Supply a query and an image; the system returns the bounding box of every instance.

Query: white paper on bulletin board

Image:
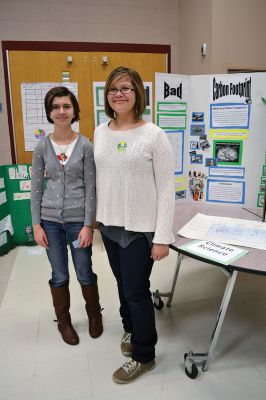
[0,214,14,236]
[21,82,79,151]
[0,231,7,247]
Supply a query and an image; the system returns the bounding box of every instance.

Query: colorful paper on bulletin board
[0,166,12,225]
[210,129,248,140]
[175,177,186,200]
[175,177,186,191]
[157,102,187,113]
[4,164,34,245]
[62,71,70,81]
[0,166,15,254]
[156,113,186,130]
[257,192,264,208]
[0,230,14,255]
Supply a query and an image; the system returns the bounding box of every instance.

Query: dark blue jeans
[41,220,96,287]
[101,233,157,363]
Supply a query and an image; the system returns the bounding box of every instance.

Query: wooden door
[8,50,167,163]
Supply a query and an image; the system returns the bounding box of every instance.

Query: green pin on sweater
[117,141,127,152]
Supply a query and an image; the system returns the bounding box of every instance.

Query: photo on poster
[190,124,205,136]
[199,139,210,150]
[189,170,207,179]
[192,112,204,122]
[205,158,218,167]
[261,176,266,184]
[175,190,186,200]
[190,141,200,150]
[189,172,206,201]
[213,140,243,166]
[190,154,203,164]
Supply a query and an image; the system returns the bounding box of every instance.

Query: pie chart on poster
[34,129,46,139]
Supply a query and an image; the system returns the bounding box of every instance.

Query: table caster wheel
[153,294,164,310]
[185,363,198,379]
[184,352,198,379]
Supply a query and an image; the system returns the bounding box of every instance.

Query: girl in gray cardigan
[31,86,103,345]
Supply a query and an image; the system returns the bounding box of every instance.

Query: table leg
[153,252,182,309]
[184,269,238,378]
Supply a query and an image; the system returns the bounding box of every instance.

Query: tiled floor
[1,230,266,399]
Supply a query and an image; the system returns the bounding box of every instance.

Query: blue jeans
[101,233,157,363]
[41,220,96,287]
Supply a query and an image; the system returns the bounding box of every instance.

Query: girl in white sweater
[94,67,175,383]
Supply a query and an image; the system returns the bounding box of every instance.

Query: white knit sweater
[94,122,175,244]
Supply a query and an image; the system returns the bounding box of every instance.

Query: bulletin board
[6,47,168,164]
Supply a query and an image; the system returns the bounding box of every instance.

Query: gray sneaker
[113,358,155,384]
[121,332,133,356]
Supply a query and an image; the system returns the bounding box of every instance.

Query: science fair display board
[155,72,266,209]
[0,164,33,256]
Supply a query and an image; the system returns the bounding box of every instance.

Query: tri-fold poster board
[0,164,33,255]
[155,72,266,210]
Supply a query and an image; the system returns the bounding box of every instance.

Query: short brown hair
[104,66,146,119]
[44,86,80,124]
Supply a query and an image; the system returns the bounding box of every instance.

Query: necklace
[50,132,75,162]
[57,143,70,162]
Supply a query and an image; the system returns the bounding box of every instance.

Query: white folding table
[153,203,266,378]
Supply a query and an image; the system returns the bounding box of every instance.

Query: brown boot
[49,281,79,345]
[81,279,103,338]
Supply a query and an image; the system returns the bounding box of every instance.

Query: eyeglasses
[107,87,135,95]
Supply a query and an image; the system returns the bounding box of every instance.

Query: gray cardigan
[31,134,96,226]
